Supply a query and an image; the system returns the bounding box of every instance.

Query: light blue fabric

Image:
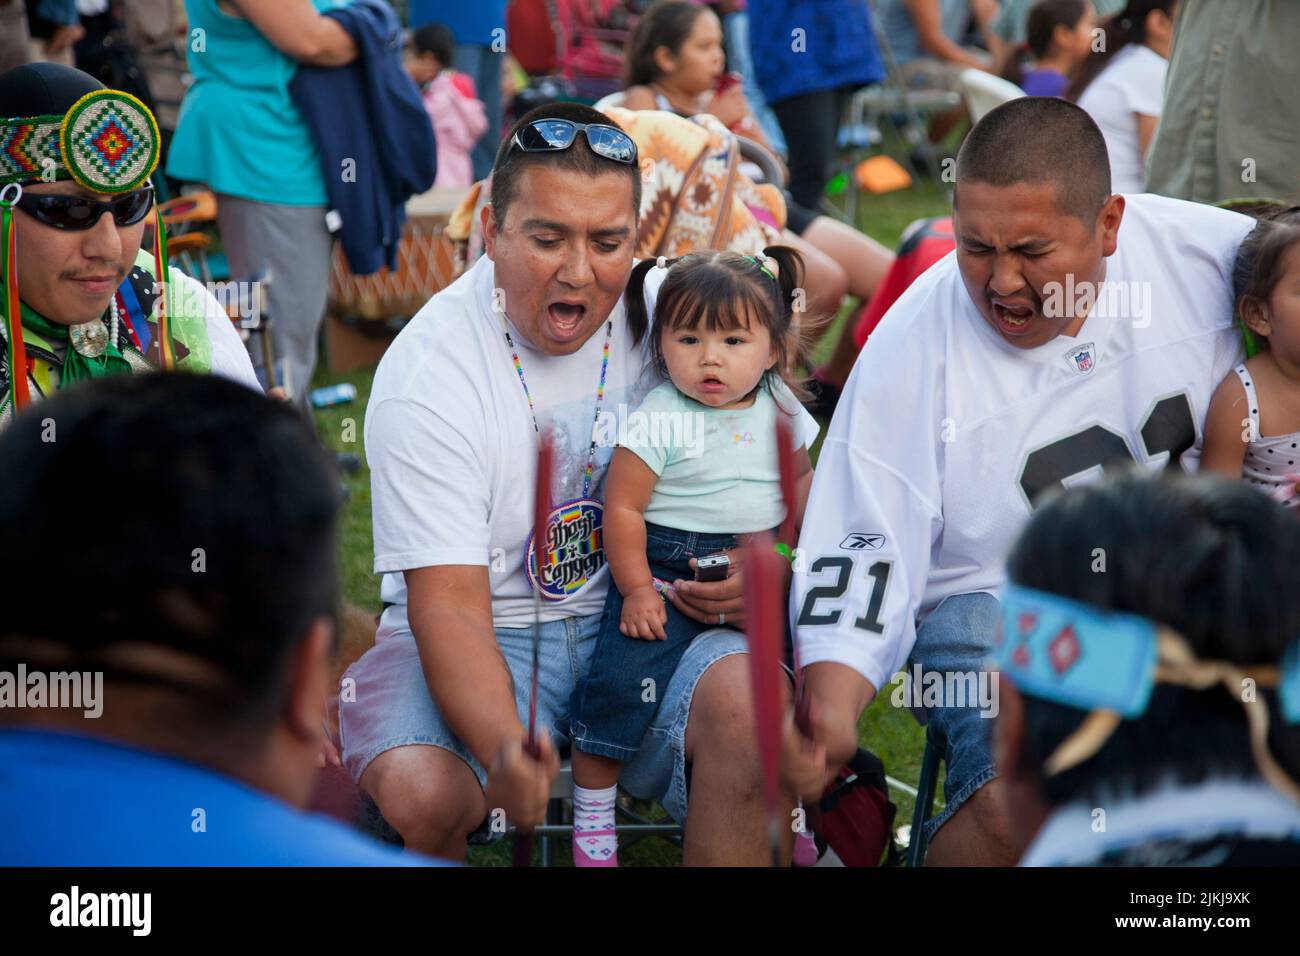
[874,0,971,67]
[167,0,346,205]
[0,729,439,865]
[994,583,1160,718]
[627,380,796,535]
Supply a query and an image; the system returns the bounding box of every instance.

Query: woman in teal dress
[168,0,355,408]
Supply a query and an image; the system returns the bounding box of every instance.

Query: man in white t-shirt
[339,102,816,863]
[792,97,1252,865]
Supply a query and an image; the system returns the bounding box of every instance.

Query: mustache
[60,265,127,282]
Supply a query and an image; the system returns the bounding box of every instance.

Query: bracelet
[773,542,795,564]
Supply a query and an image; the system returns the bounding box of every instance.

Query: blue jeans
[907,592,1001,843]
[339,603,750,826]
[568,523,737,761]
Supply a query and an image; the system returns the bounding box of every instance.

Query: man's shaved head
[956,97,1112,223]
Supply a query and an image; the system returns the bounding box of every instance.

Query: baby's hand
[621,585,669,640]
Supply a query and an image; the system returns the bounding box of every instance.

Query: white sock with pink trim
[573,784,618,864]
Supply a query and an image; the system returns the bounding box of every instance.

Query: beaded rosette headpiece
[1,72,171,415]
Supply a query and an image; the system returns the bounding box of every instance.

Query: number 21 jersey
[793,194,1254,692]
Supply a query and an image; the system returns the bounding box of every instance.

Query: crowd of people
[1,0,1299,870]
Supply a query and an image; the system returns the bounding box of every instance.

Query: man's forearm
[802,661,876,766]
[411,603,524,768]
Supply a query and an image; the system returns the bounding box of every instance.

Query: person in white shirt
[1070,0,1178,193]
[792,96,1252,865]
[340,101,819,864]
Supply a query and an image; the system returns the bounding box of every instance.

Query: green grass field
[311,180,952,865]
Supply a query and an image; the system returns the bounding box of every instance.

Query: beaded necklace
[500,313,613,499]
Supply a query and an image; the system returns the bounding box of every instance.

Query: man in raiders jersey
[790,98,1254,864]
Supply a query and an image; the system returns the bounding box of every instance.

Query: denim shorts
[569,523,737,761]
[338,603,748,825]
[906,591,1000,843]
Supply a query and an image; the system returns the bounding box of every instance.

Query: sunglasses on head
[15,184,155,231]
[509,119,638,166]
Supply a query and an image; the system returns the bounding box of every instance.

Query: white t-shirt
[367,255,819,630]
[792,194,1252,692]
[630,380,805,534]
[173,269,261,391]
[1077,43,1168,194]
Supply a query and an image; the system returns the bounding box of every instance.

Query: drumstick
[743,534,787,867]
[776,416,823,845]
[513,433,553,867]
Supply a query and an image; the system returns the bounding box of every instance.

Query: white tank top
[1234,364,1300,508]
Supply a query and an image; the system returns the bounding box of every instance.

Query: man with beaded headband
[0,63,256,422]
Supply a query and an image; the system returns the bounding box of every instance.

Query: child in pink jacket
[407,23,488,189]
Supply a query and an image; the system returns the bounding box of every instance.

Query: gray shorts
[338,606,748,824]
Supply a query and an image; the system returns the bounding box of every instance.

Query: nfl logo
[1065,343,1095,374]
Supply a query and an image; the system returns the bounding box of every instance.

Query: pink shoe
[572,828,619,867]
[793,831,819,867]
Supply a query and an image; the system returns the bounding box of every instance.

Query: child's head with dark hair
[1001,471,1300,816]
[1231,207,1300,359]
[411,22,455,69]
[407,23,455,86]
[624,246,811,409]
[1001,0,1095,88]
[623,0,724,94]
[1065,0,1179,101]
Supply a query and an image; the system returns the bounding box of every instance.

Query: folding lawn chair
[831,1,963,224]
[526,750,684,867]
[959,69,1025,124]
[906,723,946,866]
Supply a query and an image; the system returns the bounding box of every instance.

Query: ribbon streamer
[151,205,174,371]
[1,187,30,412]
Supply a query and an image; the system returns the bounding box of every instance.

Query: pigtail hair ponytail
[760,244,815,408]
[625,257,661,347]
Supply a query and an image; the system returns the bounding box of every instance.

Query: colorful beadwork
[502,318,613,500]
[59,90,160,194]
[0,116,62,186]
[2,90,160,191]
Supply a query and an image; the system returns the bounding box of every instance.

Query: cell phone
[714,71,742,95]
[695,553,731,582]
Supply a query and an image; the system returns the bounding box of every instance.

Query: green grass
[312,179,952,865]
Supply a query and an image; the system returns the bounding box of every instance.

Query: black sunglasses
[510,119,638,166]
[15,184,155,231]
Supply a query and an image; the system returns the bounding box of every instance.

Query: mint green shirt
[167,0,345,205]
[624,381,803,534]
